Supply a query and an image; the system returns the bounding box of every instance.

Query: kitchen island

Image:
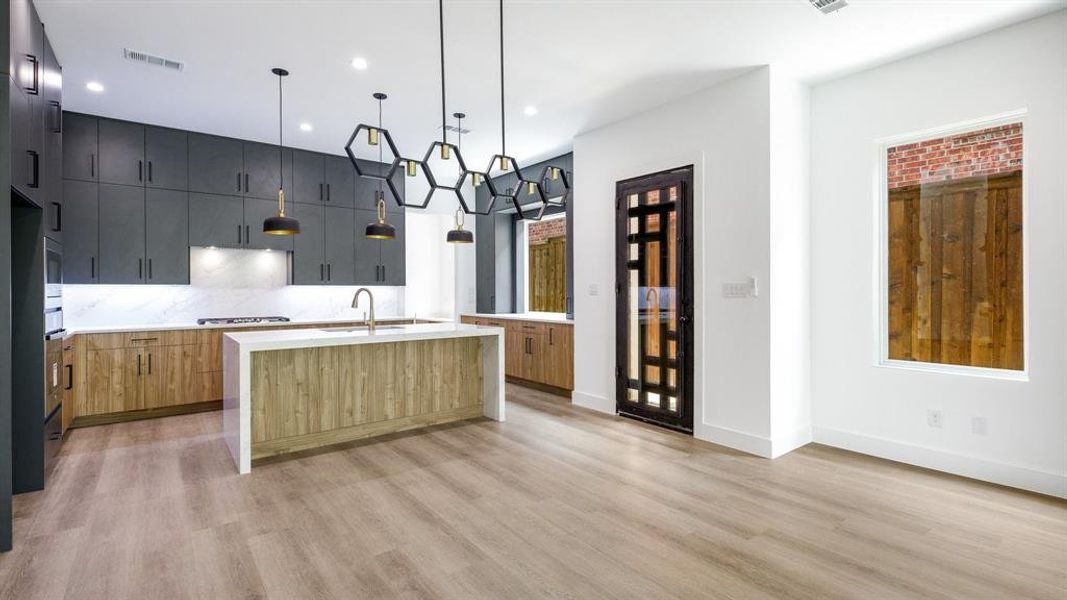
[223,322,505,473]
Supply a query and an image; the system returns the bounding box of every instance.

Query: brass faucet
[352,288,376,332]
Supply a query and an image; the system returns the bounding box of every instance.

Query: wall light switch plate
[722,282,749,298]
[588,283,599,296]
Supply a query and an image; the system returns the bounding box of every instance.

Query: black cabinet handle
[50,202,61,232]
[491,295,495,311]
[147,353,152,375]
[91,154,96,178]
[91,256,95,279]
[381,265,386,282]
[148,161,153,182]
[237,172,242,192]
[245,173,249,192]
[137,354,142,376]
[327,263,331,281]
[148,259,153,280]
[23,54,39,95]
[50,101,62,133]
[65,364,73,390]
[549,328,554,345]
[326,183,331,202]
[237,225,242,244]
[27,151,39,188]
[245,225,250,244]
[319,183,324,201]
[138,160,143,182]
[138,258,143,279]
[320,264,324,281]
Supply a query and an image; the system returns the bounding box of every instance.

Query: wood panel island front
[223,323,505,473]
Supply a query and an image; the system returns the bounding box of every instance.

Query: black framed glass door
[615,167,694,432]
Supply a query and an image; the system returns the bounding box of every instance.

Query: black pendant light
[365,93,396,240]
[447,112,474,244]
[263,67,300,236]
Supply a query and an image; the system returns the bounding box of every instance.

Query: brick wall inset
[887,123,1022,190]
[529,218,566,245]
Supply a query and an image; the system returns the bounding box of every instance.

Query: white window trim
[522,212,568,316]
[872,109,1030,381]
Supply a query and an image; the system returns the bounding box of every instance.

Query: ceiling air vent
[809,0,847,14]
[440,124,471,135]
[123,48,184,72]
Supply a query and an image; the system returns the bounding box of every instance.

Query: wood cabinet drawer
[124,331,183,347]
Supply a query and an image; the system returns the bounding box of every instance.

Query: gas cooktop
[196,316,291,326]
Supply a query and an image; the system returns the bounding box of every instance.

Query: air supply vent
[439,124,471,135]
[809,0,847,14]
[123,48,184,72]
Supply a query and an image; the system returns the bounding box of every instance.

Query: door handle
[245,225,250,244]
[326,183,331,202]
[147,353,152,375]
[138,258,143,279]
[549,328,554,345]
[148,258,153,280]
[148,161,153,182]
[65,364,73,390]
[327,263,331,281]
[138,160,143,182]
[319,183,324,201]
[238,225,242,245]
[50,101,62,133]
[23,54,39,94]
[91,256,95,280]
[51,202,61,232]
[91,154,96,178]
[237,172,242,192]
[320,263,324,281]
[137,354,142,375]
[245,173,249,193]
[27,151,39,188]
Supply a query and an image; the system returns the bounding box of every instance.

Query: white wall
[65,247,404,327]
[810,11,1067,497]
[574,67,812,456]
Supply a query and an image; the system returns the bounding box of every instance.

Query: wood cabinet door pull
[137,354,142,375]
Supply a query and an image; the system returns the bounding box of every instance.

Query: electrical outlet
[971,416,988,436]
[927,409,943,429]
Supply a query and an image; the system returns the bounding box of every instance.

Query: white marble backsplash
[64,247,405,328]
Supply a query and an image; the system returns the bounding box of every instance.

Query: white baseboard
[771,424,813,458]
[695,423,773,458]
[571,390,614,415]
[814,426,1067,498]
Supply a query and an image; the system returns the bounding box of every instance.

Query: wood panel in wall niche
[888,171,1023,370]
[250,337,484,448]
[529,236,567,313]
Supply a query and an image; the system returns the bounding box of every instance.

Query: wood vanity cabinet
[462,316,573,394]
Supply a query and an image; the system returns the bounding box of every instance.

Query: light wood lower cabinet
[462,316,573,393]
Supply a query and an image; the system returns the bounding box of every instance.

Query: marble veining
[65,247,405,328]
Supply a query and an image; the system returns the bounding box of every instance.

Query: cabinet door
[353,160,389,210]
[10,85,34,200]
[387,167,406,213]
[475,185,496,312]
[242,198,294,251]
[324,155,356,207]
[123,348,146,411]
[188,193,244,248]
[292,202,325,285]
[145,126,188,190]
[292,150,324,204]
[41,35,63,242]
[63,180,99,283]
[98,184,146,284]
[379,211,405,285]
[243,142,290,200]
[188,133,243,195]
[494,215,514,312]
[522,334,546,383]
[62,112,98,181]
[504,330,524,378]
[324,206,356,285]
[84,348,126,416]
[98,119,145,186]
[145,189,189,284]
[353,208,381,284]
[544,325,574,389]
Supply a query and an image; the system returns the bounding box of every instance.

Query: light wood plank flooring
[2,384,1065,599]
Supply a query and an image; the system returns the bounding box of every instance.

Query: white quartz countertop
[66,316,438,336]
[462,312,573,324]
[224,322,504,352]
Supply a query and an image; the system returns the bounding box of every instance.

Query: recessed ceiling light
[86,81,105,93]
[524,105,538,116]
[299,123,313,132]
[351,57,368,70]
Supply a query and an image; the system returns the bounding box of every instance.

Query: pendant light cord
[499,0,505,157]
[378,96,384,197]
[278,73,284,188]
[439,0,447,147]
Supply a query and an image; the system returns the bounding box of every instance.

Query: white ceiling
[35,0,1065,170]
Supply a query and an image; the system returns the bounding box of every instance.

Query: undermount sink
[319,325,407,333]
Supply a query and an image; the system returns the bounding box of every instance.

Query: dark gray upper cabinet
[353,208,381,285]
[354,164,402,213]
[145,189,189,284]
[62,180,99,283]
[41,34,63,243]
[379,212,406,285]
[62,113,97,182]
[475,182,514,313]
[98,119,144,186]
[292,150,324,204]
[243,142,291,200]
[98,184,146,284]
[324,155,355,208]
[324,206,356,285]
[292,202,325,285]
[243,198,294,251]
[188,133,243,195]
[145,126,188,190]
[189,193,244,248]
